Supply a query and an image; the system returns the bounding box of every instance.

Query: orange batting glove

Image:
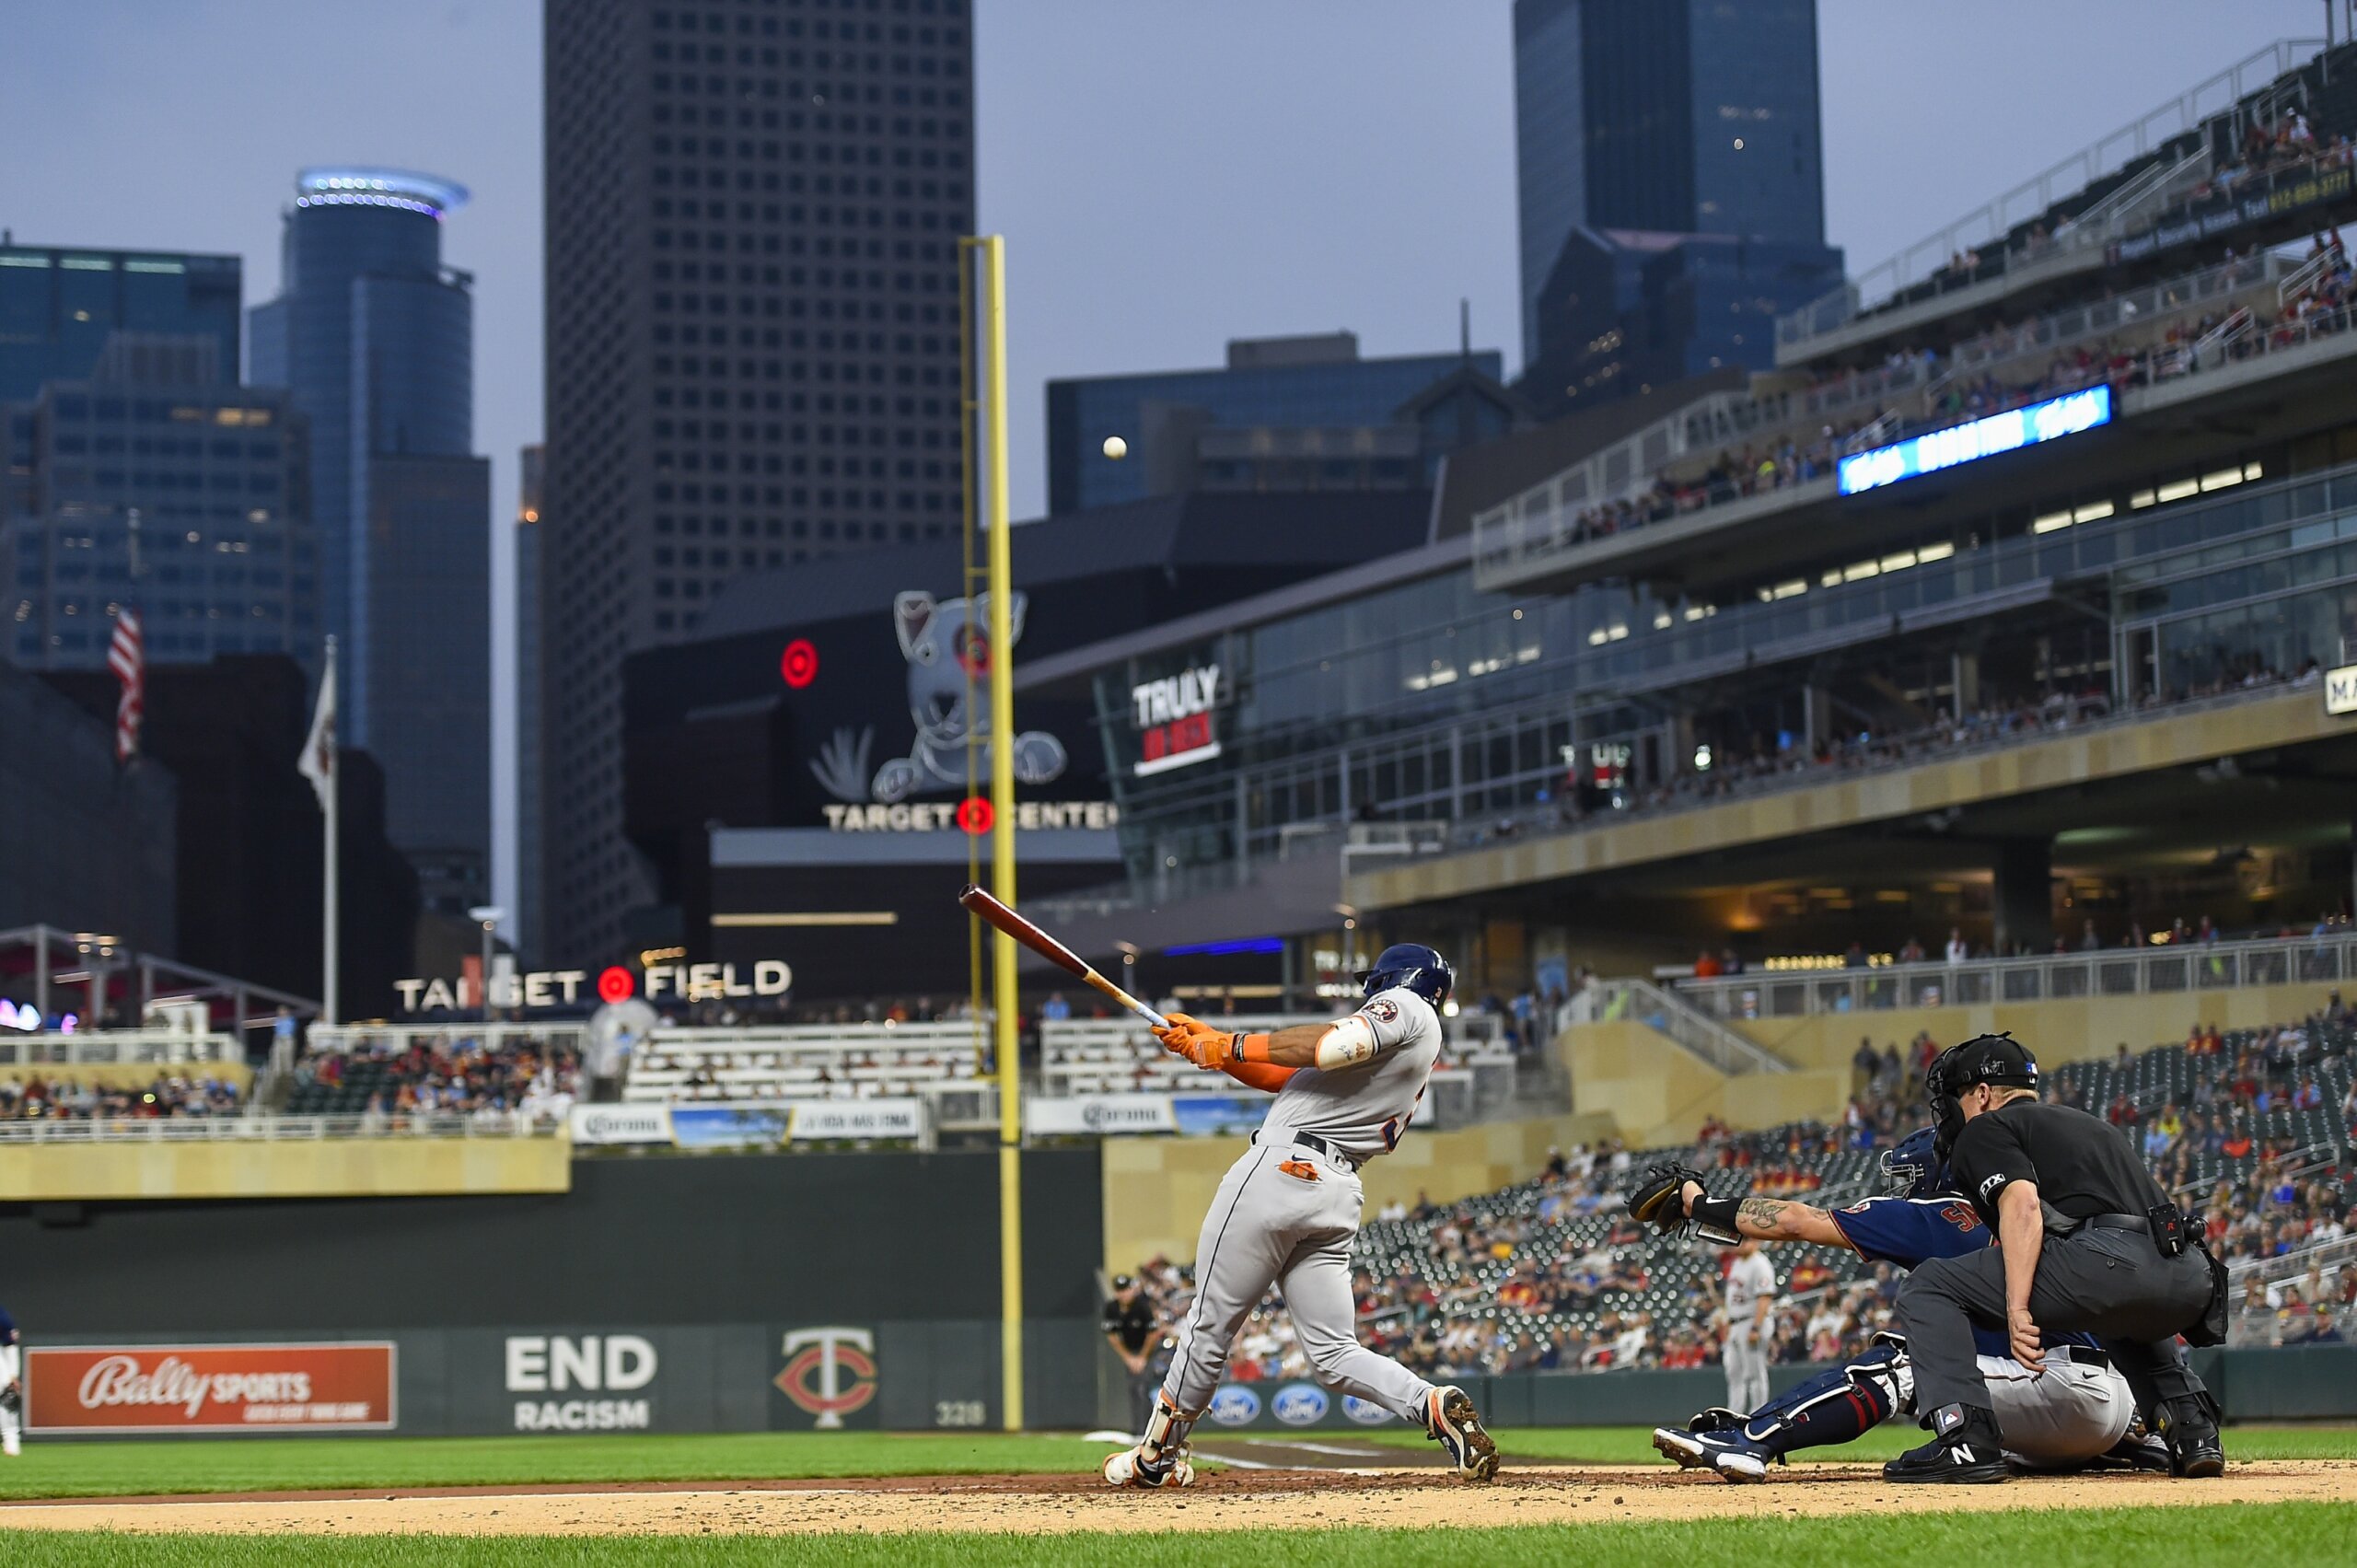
[1151,1011,1203,1054]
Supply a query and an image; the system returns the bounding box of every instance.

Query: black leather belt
[2078,1212,2152,1234]
[1254,1129,1360,1172]
[2049,1344,2112,1371]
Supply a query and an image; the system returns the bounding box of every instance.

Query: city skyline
[4,0,2340,961]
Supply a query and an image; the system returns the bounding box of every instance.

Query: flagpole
[321,635,340,1028]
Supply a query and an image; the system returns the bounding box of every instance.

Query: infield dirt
[0,1461,2348,1537]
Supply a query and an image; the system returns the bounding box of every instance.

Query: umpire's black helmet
[1355,944,1454,1007]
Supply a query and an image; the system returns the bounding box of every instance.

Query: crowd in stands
[0,1074,242,1121]
[1113,1008,2354,1381]
[1457,662,2330,856]
[286,1031,580,1123]
[1535,213,2353,563]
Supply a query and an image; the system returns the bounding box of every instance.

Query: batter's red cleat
[1426,1385,1500,1481]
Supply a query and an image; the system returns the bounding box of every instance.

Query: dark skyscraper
[0,242,242,404]
[542,0,976,962]
[250,168,490,914]
[1514,0,1835,396]
[515,444,546,966]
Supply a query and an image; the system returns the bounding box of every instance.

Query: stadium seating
[620,1020,985,1104]
[1039,1013,1518,1098]
[1120,1011,2353,1381]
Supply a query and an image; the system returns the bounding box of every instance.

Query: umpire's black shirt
[1101,1295,1156,1356]
[1950,1098,2166,1227]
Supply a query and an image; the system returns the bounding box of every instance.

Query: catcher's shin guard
[1711,1340,1908,1461]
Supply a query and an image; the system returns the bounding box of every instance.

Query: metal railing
[0,1030,243,1068]
[2225,1232,2357,1346]
[1590,977,1790,1075]
[0,1110,563,1143]
[1677,932,2357,1023]
[1778,39,2324,345]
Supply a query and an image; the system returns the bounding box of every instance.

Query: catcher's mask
[1880,1125,1953,1202]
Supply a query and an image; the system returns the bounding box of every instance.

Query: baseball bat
[957,884,1171,1030]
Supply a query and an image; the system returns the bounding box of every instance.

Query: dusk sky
[2,0,2337,919]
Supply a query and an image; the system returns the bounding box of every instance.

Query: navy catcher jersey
[1829,1194,2097,1359]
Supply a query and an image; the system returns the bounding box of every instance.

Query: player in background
[1634,1129,2159,1481]
[0,1307,19,1457]
[1100,945,1499,1490]
[1720,1237,1775,1415]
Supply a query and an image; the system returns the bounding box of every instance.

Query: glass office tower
[250,168,489,910]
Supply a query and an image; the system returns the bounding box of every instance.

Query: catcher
[1627,1128,2163,1481]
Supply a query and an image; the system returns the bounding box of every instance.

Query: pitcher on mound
[1101,944,1499,1489]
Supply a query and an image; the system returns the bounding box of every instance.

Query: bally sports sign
[27,1342,397,1434]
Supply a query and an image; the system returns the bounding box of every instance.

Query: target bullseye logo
[596,966,634,1005]
[956,797,993,835]
[779,638,819,690]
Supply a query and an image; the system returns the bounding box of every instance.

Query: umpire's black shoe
[2159,1397,2225,1479]
[1883,1403,2010,1484]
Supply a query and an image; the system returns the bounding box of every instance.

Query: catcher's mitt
[1628,1162,1705,1235]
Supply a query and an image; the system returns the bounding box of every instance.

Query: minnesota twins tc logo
[775,1327,877,1429]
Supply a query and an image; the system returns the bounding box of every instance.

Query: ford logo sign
[1271,1383,1328,1426]
[1207,1386,1261,1426]
[1341,1395,1392,1425]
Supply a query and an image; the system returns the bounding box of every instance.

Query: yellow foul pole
[970,233,1024,1432]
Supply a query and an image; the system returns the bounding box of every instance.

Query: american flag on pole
[107,607,144,763]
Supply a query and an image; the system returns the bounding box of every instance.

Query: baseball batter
[1720,1238,1775,1414]
[1632,1129,2156,1481]
[1101,944,1498,1489]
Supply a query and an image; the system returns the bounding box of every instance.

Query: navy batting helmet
[1355,944,1453,1007]
[1880,1126,1953,1202]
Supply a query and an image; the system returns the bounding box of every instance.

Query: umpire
[1888,1033,2226,1483]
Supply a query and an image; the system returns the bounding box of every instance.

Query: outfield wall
[20,1327,2347,1438]
[0,1133,570,1202]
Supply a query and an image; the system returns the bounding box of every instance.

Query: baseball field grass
[0,1423,2351,1499]
[3,1503,2354,1566]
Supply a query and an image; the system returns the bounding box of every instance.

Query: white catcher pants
[1980,1351,2136,1467]
[1159,1140,1434,1423]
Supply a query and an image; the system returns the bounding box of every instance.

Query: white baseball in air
[1103,436,1128,460]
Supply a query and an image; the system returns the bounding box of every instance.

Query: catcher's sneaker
[1102,1443,1194,1489]
[1883,1403,2009,1484]
[1652,1423,1771,1481]
[1425,1385,1500,1481]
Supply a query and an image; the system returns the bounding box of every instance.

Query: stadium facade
[1024,38,2357,1004]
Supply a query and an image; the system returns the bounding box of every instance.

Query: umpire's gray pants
[1896,1228,2212,1426]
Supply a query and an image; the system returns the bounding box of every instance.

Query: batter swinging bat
[957,884,1171,1031]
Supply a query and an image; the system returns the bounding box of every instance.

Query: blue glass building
[3,336,314,672]
[250,168,489,907]
[0,243,241,405]
[1514,0,1839,410]
[1046,333,1512,517]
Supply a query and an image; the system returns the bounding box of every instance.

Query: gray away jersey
[1259,986,1442,1163]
